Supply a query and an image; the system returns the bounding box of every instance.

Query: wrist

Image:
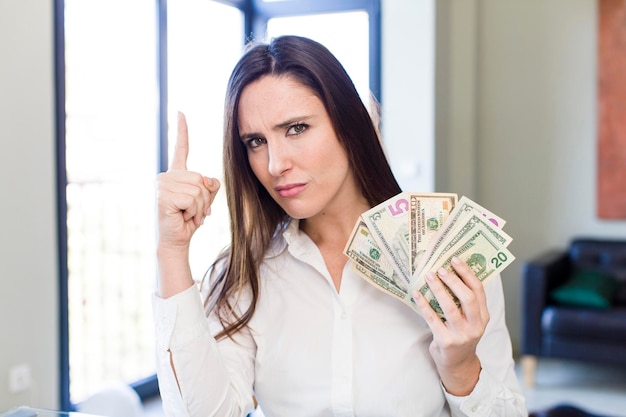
[157,239,190,257]
[439,355,482,397]
[157,244,194,299]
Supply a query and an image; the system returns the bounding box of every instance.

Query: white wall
[383,0,436,193]
[435,0,626,350]
[0,0,59,410]
[2,0,624,409]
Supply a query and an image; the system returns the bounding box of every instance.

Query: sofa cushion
[615,280,626,306]
[542,306,626,343]
[550,269,619,309]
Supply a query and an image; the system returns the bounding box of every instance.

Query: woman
[154,35,527,416]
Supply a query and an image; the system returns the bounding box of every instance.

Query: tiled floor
[517,358,626,416]
[142,358,626,416]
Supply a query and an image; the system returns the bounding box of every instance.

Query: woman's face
[238,75,361,220]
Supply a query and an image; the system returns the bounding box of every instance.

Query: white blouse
[153,220,527,417]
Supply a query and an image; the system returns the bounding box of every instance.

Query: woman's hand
[413,257,489,396]
[156,112,220,297]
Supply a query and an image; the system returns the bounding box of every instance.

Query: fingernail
[451,256,461,265]
[426,272,436,281]
[437,267,447,276]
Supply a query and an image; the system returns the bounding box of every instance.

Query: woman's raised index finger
[171,111,189,170]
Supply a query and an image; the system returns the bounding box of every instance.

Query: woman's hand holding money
[413,256,489,396]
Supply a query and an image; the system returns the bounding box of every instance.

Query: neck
[300,196,369,248]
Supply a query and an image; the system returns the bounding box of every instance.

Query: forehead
[237,75,324,126]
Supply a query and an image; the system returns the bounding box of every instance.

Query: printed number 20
[491,251,508,268]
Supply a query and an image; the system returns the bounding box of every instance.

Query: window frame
[55,0,380,410]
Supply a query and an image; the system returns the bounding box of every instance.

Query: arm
[153,285,256,417]
[413,259,527,416]
[445,274,527,417]
[155,113,256,416]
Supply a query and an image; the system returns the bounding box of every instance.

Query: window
[57,0,379,410]
[250,0,381,101]
[167,0,243,281]
[267,11,371,104]
[62,0,160,405]
[59,0,243,408]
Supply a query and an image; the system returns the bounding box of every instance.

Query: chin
[283,210,313,220]
[280,204,318,221]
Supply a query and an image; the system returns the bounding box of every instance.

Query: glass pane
[167,1,243,279]
[267,11,370,103]
[64,0,158,403]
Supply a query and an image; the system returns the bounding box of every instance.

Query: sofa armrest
[520,249,571,355]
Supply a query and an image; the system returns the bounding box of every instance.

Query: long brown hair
[205,35,402,339]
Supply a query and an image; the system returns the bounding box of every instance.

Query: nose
[267,139,293,177]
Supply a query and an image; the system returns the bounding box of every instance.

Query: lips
[275,183,307,198]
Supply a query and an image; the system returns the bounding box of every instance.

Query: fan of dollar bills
[343,192,515,318]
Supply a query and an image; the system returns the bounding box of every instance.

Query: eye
[287,123,308,136]
[245,137,266,149]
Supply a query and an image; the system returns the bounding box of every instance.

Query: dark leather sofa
[520,238,626,387]
[529,404,615,417]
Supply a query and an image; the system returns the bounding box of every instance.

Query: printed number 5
[388,198,409,216]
